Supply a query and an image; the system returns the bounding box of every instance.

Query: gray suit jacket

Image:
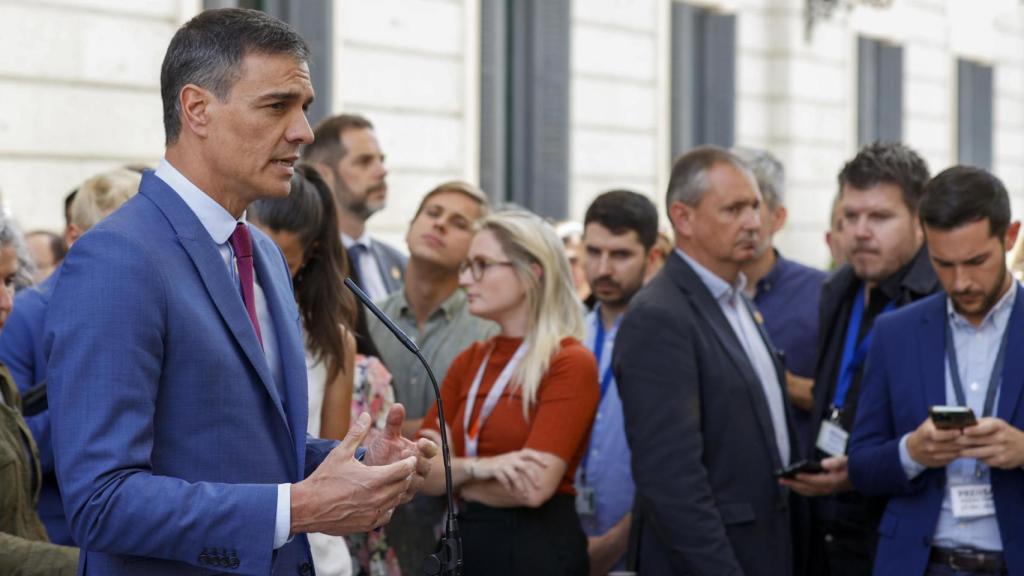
[614,252,800,576]
[366,237,407,296]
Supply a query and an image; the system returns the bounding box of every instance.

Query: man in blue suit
[44,9,433,575]
[849,165,1024,576]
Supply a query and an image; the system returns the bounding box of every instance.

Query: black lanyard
[944,317,1009,420]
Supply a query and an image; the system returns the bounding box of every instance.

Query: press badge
[950,484,995,519]
[576,486,596,516]
[815,421,849,457]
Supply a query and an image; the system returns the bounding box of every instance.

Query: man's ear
[312,162,335,191]
[668,201,695,240]
[65,224,82,247]
[770,205,788,235]
[179,84,214,139]
[1005,221,1021,253]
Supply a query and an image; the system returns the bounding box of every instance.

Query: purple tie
[229,223,263,346]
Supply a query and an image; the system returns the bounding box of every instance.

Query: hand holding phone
[774,459,825,480]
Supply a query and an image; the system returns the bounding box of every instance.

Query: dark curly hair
[837,142,930,214]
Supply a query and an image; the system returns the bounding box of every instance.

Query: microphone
[344,278,463,576]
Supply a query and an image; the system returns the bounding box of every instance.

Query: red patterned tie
[229,223,263,346]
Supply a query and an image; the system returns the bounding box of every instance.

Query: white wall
[0,0,198,233]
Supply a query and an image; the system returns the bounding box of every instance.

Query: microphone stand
[344,278,463,576]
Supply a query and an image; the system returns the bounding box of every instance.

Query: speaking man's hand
[364,404,438,503]
[290,412,416,536]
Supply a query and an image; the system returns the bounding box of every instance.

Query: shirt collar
[587,303,623,336]
[947,278,1019,331]
[396,287,468,322]
[341,231,373,250]
[154,158,242,245]
[758,249,787,292]
[675,248,747,303]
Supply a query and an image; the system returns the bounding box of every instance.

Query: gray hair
[731,146,785,209]
[161,8,310,145]
[666,145,756,214]
[0,208,35,290]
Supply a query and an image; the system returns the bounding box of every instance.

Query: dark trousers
[808,493,880,576]
[458,494,588,576]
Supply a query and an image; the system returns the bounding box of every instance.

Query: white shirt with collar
[342,232,389,301]
[154,158,292,550]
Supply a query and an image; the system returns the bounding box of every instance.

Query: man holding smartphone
[848,166,1024,576]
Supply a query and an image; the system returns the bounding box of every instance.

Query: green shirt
[368,288,498,419]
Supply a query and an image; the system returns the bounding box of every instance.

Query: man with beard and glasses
[781,142,939,576]
[303,113,406,303]
[615,147,801,576]
[849,166,1024,576]
[574,190,660,574]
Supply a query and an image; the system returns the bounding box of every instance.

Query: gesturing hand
[290,412,416,536]
[906,417,963,468]
[957,417,1024,469]
[364,404,438,503]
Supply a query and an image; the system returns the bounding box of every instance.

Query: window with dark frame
[670,2,736,160]
[957,59,994,171]
[479,0,571,218]
[857,36,903,147]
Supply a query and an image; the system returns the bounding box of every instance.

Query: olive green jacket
[0,367,78,575]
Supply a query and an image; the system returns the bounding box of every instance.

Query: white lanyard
[463,342,527,457]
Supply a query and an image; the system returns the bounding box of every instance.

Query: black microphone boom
[344,278,463,576]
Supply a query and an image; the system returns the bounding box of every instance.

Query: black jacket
[615,253,801,576]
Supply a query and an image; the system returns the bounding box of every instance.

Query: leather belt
[929,547,1007,574]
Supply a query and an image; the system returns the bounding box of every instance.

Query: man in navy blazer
[849,166,1024,576]
[44,9,433,575]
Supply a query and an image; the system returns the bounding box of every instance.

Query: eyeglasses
[459,257,515,281]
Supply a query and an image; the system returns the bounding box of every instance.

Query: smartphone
[774,459,825,479]
[930,406,978,430]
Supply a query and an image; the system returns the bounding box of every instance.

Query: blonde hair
[71,168,142,231]
[477,210,585,415]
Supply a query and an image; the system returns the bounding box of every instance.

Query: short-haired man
[783,142,939,576]
[367,181,498,570]
[303,113,406,302]
[615,146,799,575]
[0,167,141,546]
[575,189,659,574]
[734,147,826,440]
[849,166,1024,576]
[44,9,433,574]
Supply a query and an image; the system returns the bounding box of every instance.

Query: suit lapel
[920,296,948,411]
[667,255,784,470]
[252,236,306,476]
[140,176,288,430]
[997,288,1024,421]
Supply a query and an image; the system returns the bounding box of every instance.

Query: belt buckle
[948,548,990,572]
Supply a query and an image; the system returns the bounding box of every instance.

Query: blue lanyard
[591,316,616,402]
[832,287,894,413]
[580,313,618,484]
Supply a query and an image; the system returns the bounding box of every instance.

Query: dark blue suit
[0,268,69,544]
[849,291,1024,576]
[45,173,336,575]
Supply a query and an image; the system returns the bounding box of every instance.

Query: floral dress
[346,355,403,576]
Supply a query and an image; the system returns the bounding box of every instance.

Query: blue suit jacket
[0,268,70,544]
[848,290,1024,576]
[45,173,336,575]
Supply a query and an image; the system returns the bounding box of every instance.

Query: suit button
[298,561,313,575]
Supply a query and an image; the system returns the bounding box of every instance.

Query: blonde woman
[420,210,599,575]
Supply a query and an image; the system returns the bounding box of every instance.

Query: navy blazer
[45,173,336,575]
[849,290,1024,576]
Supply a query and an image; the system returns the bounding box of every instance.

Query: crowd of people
[4,7,1024,576]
